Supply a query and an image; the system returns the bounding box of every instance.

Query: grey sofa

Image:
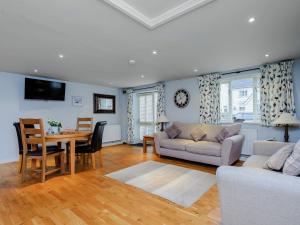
[217,141,300,225]
[153,122,244,166]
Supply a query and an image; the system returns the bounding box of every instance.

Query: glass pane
[231,78,254,122]
[220,82,230,122]
[99,98,113,110]
[139,125,154,140]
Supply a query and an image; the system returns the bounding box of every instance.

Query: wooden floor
[0,144,236,225]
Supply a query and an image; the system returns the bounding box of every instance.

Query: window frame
[219,71,261,124]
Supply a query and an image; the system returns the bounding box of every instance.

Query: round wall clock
[174,89,190,108]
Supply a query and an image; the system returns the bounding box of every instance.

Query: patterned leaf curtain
[155,83,166,131]
[260,60,295,126]
[198,73,221,124]
[126,89,135,144]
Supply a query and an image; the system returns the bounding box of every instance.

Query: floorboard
[0,144,241,225]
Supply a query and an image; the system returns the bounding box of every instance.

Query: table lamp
[157,115,169,131]
[273,113,300,142]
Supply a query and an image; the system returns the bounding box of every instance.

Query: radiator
[240,128,258,155]
[103,124,121,143]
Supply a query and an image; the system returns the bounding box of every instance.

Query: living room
[0,0,300,225]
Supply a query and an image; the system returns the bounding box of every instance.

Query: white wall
[0,72,122,163]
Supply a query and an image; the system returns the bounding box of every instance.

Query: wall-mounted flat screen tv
[25,78,66,101]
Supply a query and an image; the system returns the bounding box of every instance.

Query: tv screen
[25,78,66,101]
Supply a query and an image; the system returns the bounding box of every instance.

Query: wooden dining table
[45,131,92,176]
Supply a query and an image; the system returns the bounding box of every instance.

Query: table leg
[143,138,147,153]
[152,140,157,155]
[70,139,75,176]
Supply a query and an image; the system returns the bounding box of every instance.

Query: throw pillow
[263,144,295,171]
[191,128,206,142]
[215,128,231,143]
[165,124,181,139]
[283,140,300,176]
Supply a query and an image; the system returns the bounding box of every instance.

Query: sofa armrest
[217,166,300,225]
[253,141,293,156]
[221,134,244,165]
[153,132,168,154]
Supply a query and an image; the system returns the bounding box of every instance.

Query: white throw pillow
[263,144,294,171]
[283,140,300,176]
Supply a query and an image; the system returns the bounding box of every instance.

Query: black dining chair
[13,122,58,173]
[67,121,107,169]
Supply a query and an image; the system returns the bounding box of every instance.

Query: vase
[50,126,60,134]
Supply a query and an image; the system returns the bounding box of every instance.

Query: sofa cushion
[243,155,270,169]
[160,139,194,151]
[191,128,206,142]
[165,124,181,139]
[201,124,223,142]
[215,128,231,143]
[283,140,300,176]
[223,123,241,135]
[173,121,201,140]
[263,144,295,171]
[186,141,222,157]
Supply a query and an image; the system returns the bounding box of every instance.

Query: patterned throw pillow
[263,144,295,171]
[215,128,231,143]
[283,140,300,176]
[191,128,206,142]
[165,124,181,139]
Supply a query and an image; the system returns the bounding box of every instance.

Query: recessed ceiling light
[194,69,198,73]
[141,75,145,78]
[34,69,38,73]
[152,50,158,55]
[59,54,64,58]
[248,17,256,23]
[265,54,270,58]
[129,59,136,65]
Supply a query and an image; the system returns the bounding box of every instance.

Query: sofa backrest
[172,121,241,142]
[173,121,201,140]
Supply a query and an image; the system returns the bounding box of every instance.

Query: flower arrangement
[48,120,62,127]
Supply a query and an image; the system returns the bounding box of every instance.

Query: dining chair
[68,121,107,169]
[76,117,93,146]
[13,122,58,173]
[19,118,65,182]
[76,117,93,131]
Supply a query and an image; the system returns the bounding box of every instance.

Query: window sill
[220,121,262,125]
[242,121,262,125]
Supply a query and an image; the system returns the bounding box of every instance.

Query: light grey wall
[121,59,300,144]
[0,72,122,163]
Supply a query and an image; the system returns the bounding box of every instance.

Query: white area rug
[105,161,216,207]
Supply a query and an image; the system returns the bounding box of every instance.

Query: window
[239,90,248,97]
[220,71,261,123]
[138,92,158,140]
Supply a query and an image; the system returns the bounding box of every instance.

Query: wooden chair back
[19,118,46,155]
[76,117,93,131]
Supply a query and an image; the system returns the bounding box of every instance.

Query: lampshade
[273,113,300,126]
[157,115,169,123]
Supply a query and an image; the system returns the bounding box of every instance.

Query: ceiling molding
[103,0,216,30]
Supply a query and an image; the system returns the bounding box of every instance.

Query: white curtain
[260,60,295,126]
[155,83,166,130]
[126,89,135,144]
[198,73,221,124]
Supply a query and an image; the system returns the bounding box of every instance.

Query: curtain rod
[133,85,157,91]
[122,85,158,94]
[204,58,293,77]
[221,67,259,76]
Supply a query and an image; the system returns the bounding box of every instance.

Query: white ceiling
[0,0,299,88]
